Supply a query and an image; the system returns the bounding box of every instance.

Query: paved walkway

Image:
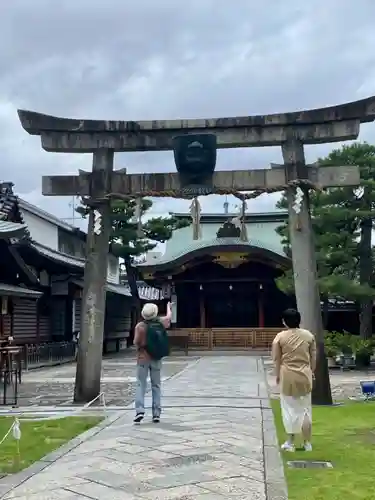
[8,356,191,407]
[3,351,367,408]
[0,357,287,500]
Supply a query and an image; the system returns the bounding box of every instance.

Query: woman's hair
[282,308,301,328]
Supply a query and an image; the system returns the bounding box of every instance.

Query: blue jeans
[135,360,161,417]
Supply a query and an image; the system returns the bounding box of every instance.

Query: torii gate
[17,96,375,404]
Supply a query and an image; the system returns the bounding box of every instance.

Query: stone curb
[261,357,288,500]
[0,409,123,498]
[0,357,200,498]
[0,409,124,497]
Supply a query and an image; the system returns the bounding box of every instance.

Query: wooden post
[0,303,3,338]
[282,139,332,405]
[199,288,205,328]
[74,149,114,403]
[258,283,265,328]
[36,300,40,343]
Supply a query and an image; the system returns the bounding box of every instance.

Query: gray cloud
[2,0,375,223]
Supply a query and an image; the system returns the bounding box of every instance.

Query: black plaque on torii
[172,134,217,193]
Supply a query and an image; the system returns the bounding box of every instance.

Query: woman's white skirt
[280,393,312,435]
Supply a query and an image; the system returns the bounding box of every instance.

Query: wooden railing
[170,328,279,350]
[23,341,76,370]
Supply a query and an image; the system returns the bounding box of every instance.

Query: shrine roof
[30,241,85,269]
[0,182,29,240]
[0,283,42,298]
[157,216,285,265]
[0,220,28,239]
[138,236,288,272]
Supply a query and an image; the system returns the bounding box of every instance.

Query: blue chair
[360,381,375,400]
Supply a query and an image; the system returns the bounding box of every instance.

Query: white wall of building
[21,204,121,283]
[21,209,59,250]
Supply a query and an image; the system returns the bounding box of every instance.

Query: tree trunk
[359,218,373,339]
[124,256,141,346]
[313,341,332,405]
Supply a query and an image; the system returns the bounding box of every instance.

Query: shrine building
[138,210,295,348]
[138,209,361,350]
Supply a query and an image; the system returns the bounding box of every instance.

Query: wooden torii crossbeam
[17,96,375,405]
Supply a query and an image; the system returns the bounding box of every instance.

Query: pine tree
[317,143,375,339]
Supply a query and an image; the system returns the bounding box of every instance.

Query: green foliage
[335,332,355,355]
[324,331,374,357]
[275,269,294,294]
[108,199,189,261]
[351,337,374,356]
[324,331,340,357]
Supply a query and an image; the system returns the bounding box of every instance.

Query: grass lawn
[272,400,375,500]
[0,416,102,474]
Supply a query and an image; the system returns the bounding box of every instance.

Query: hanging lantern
[172,134,217,192]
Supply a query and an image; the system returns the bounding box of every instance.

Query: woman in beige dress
[272,308,316,452]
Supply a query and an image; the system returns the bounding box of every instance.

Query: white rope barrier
[18,391,107,422]
[0,420,16,447]
[0,392,107,453]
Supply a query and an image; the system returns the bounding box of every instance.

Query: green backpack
[144,320,170,360]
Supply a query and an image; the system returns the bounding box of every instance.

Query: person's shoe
[281,441,295,452]
[134,413,144,424]
[152,416,160,423]
[303,441,312,452]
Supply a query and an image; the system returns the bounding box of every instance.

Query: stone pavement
[4,351,368,409]
[0,356,287,499]
[5,356,191,407]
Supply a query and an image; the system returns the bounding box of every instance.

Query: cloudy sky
[2,0,375,230]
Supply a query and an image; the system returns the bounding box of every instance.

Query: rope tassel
[240,199,248,241]
[189,197,201,240]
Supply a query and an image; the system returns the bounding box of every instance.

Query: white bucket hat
[141,303,158,320]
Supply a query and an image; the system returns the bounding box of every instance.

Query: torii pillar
[17,96,375,403]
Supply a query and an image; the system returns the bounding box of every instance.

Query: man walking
[133,301,172,424]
